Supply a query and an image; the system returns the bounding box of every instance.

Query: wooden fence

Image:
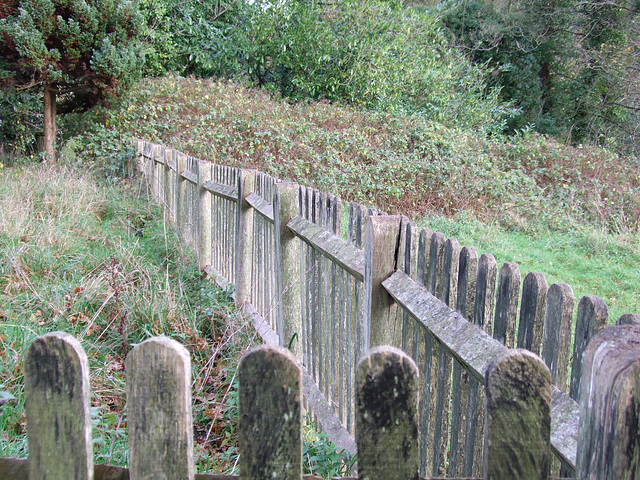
[132,139,640,477]
[1,325,640,479]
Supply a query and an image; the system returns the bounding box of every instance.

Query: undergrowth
[0,158,362,478]
[70,75,639,236]
[0,160,257,473]
[60,74,639,320]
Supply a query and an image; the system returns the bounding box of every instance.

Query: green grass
[421,212,640,322]
[0,159,257,473]
[0,158,361,478]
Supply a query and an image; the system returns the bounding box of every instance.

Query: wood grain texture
[382,270,580,470]
[617,313,640,326]
[493,262,520,348]
[517,272,548,355]
[244,192,274,222]
[287,215,365,281]
[2,459,482,480]
[202,180,238,202]
[24,331,93,480]
[275,182,302,359]
[125,337,194,480]
[198,160,213,270]
[576,325,640,480]
[484,349,551,480]
[569,295,608,401]
[356,346,419,480]
[235,169,256,306]
[541,284,575,393]
[363,215,401,350]
[238,345,302,480]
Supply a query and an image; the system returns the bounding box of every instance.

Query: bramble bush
[95,75,640,235]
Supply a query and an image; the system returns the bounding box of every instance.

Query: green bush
[245,0,514,133]
[0,89,43,155]
[139,0,252,78]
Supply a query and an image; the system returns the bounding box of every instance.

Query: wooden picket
[2,327,640,479]
[100,138,640,477]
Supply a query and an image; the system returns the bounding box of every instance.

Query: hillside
[70,74,640,320]
[82,76,639,234]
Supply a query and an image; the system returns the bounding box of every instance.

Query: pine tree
[0,0,144,159]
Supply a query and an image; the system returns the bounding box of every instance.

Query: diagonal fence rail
[134,139,640,478]
[2,326,640,479]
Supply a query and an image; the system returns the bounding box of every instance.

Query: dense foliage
[1,0,637,157]
[243,0,512,133]
[441,0,640,153]
[77,75,640,238]
[0,0,144,155]
[139,0,249,78]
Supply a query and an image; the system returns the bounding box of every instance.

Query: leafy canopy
[244,0,514,133]
[0,0,144,112]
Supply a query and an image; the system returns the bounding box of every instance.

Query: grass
[0,157,362,478]
[72,74,639,320]
[0,158,257,473]
[421,212,640,322]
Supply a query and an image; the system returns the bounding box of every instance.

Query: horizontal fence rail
[131,139,640,478]
[2,329,640,479]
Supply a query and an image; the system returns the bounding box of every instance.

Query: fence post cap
[357,345,417,371]
[239,343,300,368]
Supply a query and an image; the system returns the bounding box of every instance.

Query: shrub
[245,0,514,134]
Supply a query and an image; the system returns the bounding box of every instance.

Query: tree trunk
[43,84,57,161]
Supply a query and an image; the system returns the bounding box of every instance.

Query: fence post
[24,331,93,480]
[135,139,144,172]
[541,283,575,392]
[151,143,161,200]
[465,252,497,477]
[235,169,256,306]
[576,324,640,479]
[493,262,520,348]
[484,349,551,480]
[517,272,548,354]
[274,182,302,358]
[175,152,188,240]
[569,296,608,400]
[364,215,401,350]
[617,313,640,326]
[167,148,177,223]
[238,345,302,480]
[197,160,213,271]
[126,337,194,480]
[356,346,419,480]
[456,245,478,321]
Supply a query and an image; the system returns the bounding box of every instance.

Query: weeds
[75,75,639,235]
[303,421,356,478]
[0,160,257,473]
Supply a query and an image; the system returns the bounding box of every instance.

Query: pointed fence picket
[87,139,640,477]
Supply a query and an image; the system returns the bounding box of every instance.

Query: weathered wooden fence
[1,327,640,479]
[133,139,640,477]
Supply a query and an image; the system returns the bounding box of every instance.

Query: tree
[0,0,144,159]
[244,0,512,133]
[571,0,640,152]
[441,0,640,152]
[138,0,251,78]
[441,0,576,134]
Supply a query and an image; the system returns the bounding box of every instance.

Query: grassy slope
[80,75,639,321]
[0,162,255,472]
